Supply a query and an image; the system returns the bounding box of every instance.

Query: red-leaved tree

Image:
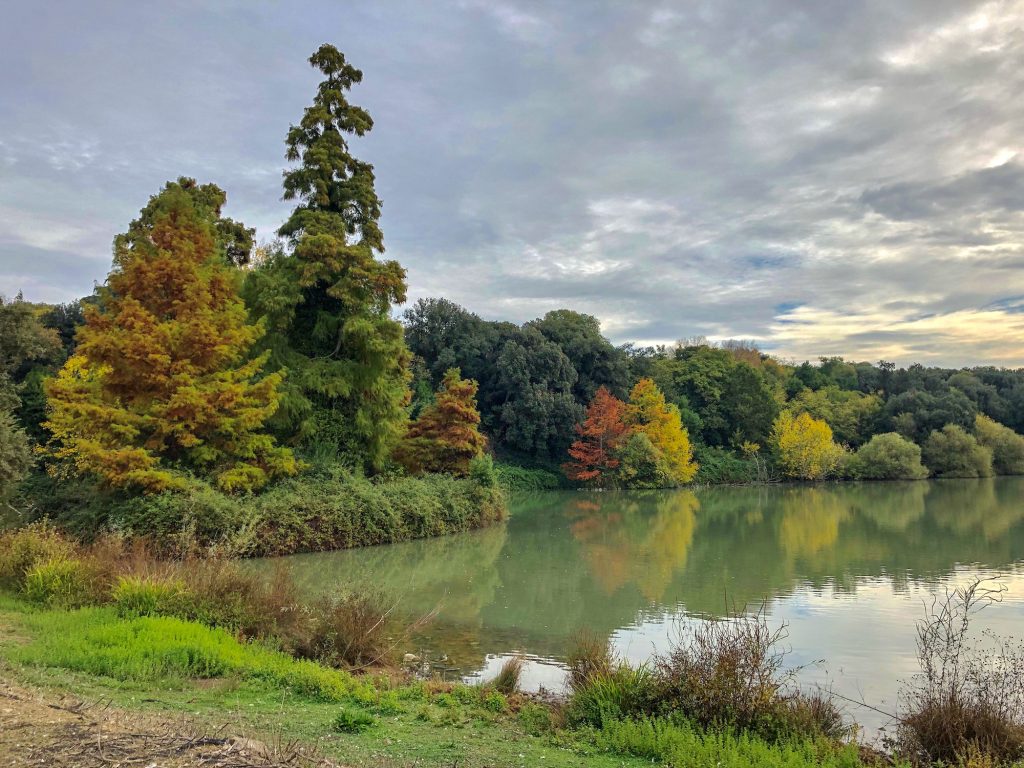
[563,386,630,486]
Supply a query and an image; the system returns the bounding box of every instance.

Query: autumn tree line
[403,301,1024,487]
[0,45,503,549]
[3,43,1024,527]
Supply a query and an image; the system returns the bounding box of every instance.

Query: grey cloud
[3,0,1024,365]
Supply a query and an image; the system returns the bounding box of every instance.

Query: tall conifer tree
[45,179,296,492]
[248,44,410,469]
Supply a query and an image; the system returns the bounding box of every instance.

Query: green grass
[0,594,883,768]
[0,595,645,767]
[591,716,884,768]
[8,605,363,701]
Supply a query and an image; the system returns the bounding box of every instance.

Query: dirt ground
[0,678,344,768]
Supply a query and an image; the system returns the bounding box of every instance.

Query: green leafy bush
[332,706,377,733]
[974,415,1024,475]
[922,425,994,479]
[493,462,563,492]
[844,432,928,480]
[251,469,505,556]
[23,557,97,608]
[566,664,655,727]
[693,446,757,484]
[517,702,553,735]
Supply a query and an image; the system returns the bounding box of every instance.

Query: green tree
[530,309,629,401]
[495,326,582,460]
[246,44,411,470]
[45,179,296,493]
[973,415,1024,475]
[615,432,668,489]
[881,389,975,443]
[844,432,928,480]
[921,424,993,479]
[0,407,32,498]
[790,386,881,447]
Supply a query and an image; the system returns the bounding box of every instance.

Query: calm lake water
[267,477,1024,737]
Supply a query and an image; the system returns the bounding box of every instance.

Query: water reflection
[268,478,1024,731]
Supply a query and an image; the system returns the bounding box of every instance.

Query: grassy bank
[0,593,880,768]
[3,526,1021,767]
[17,465,506,556]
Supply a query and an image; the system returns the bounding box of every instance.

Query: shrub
[654,609,847,741]
[844,433,928,480]
[974,415,1024,476]
[23,557,98,608]
[771,411,846,481]
[922,425,994,479]
[518,702,553,735]
[493,462,563,492]
[250,469,506,556]
[566,630,615,694]
[468,454,499,487]
[693,446,758,485]
[896,580,1024,766]
[300,592,394,668]
[112,480,247,549]
[0,522,74,589]
[480,689,508,713]
[332,707,377,733]
[566,664,656,727]
[491,655,524,695]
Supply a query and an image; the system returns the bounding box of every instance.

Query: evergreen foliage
[246,44,410,470]
[43,179,296,493]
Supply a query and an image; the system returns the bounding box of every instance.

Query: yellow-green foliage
[771,411,846,481]
[44,179,296,494]
[0,522,74,590]
[626,378,698,485]
[592,716,873,768]
[11,606,359,701]
[23,557,97,608]
[922,424,994,479]
[974,415,1024,475]
[790,386,881,446]
[845,432,928,480]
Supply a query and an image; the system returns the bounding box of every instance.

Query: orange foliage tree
[562,386,629,486]
[44,179,297,493]
[394,368,486,476]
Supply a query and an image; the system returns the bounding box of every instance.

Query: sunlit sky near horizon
[3,1,1024,367]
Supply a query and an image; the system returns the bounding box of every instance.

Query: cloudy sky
[3,1,1024,366]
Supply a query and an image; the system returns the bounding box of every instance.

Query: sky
[2,1,1024,367]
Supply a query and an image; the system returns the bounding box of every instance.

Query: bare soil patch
[0,678,343,768]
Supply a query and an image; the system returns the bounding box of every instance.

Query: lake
[267,477,1024,737]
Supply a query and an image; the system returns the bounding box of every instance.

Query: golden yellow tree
[625,378,698,485]
[770,410,845,481]
[45,179,298,493]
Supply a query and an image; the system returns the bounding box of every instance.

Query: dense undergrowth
[16,465,505,556]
